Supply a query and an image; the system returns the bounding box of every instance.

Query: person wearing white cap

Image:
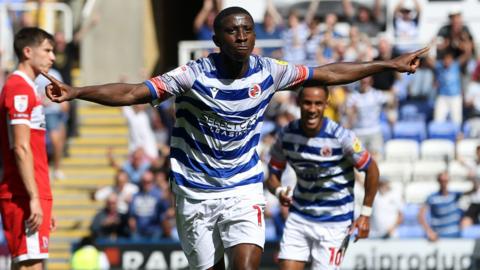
[393,0,422,53]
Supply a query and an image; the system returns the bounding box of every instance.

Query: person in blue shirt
[418,171,463,241]
[42,6,427,270]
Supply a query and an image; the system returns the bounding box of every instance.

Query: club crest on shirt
[14,95,28,112]
[321,146,332,157]
[249,84,262,99]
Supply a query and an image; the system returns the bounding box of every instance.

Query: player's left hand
[50,216,57,232]
[349,215,370,242]
[391,47,429,74]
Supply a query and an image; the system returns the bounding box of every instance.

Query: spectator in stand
[436,7,475,61]
[346,76,393,159]
[281,1,318,64]
[372,37,399,92]
[424,44,473,126]
[90,193,130,240]
[35,68,69,180]
[193,0,222,41]
[254,0,284,58]
[342,0,385,38]
[370,177,404,238]
[128,171,171,240]
[465,59,480,119]
[393,0,422,54]
[418,172,463,241]
[123,104,159,160]
[343,26,374,62]
[107,147,151,185]
[94,169,139,215]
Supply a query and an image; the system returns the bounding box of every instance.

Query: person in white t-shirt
[370,176,404,238]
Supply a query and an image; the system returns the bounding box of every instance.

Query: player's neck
[218,54,249,79]
[17,62,37,80]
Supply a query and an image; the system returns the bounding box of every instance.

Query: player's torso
[282,120,355,223]
[0,72,51,199]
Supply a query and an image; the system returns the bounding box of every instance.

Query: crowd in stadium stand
[0,0,479,245]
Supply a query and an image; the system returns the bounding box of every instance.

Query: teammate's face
[214,13,255,62]
[27,39,55,74]
[299,87,328,135]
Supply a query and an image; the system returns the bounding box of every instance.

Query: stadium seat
[378,161,412,182]
[456,139,479,161]
[393,120,427,142]
[399,103,426,122]
[381,121,392,142]
[448,161,470,181]
[461,225,480,239]
[384,139,420,162]
[420,139,455,161]
[449,180,474,193]
[412,160,447,182]
[427,121,459,142]
[463,117,480,138]
[402,203,421,225]
[405,181,439,204]
[397,224,425,238]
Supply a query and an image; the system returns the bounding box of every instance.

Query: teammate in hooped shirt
[42,6,426,270]
[267,85,379,270]
[0,27,56,269]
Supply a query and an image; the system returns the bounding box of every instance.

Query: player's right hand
[27,198,43,235]
[279,186,292,206]
[41,71,76,102]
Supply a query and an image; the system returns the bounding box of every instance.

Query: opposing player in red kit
[0,27,56,270]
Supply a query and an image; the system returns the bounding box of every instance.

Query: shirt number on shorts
[252,205,262,227]
[328,247,344,266]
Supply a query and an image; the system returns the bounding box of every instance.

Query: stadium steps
[47,102,129,270]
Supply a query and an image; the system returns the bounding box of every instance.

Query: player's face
[215,13,255,62]
[29,39,55,74]
[299,87,328,135]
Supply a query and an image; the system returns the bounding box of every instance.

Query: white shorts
[175,193,266,270]
[279,212,350,270]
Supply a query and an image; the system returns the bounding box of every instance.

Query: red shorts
[0,198,52,263]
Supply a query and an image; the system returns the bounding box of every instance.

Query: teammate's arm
[350,158,379,242]
[12,124,43,233]
[309,47,429,86]
[42,71,152,106]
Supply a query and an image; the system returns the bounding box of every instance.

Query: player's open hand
[279,186,292,206]
[391,47,429,74]
[349,215,370,242]
[27,198,44,235]
[41,71,76,102]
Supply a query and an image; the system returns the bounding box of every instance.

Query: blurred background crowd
[0,0,479,254]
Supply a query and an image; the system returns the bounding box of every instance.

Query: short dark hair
[14,27,54,61]
[298,85,329,100]
[213,6,254,34]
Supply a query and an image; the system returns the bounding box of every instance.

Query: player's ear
[23,46,32,60]
[212,35,220,47]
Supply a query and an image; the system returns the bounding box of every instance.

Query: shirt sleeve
[5,81,36,126]
[337,126,372,171]
[263,57,314,91]
[268,135,287,176]
[144,61,199,106]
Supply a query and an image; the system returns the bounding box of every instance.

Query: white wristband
[275,186,288,198]
[360,206,372,217]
